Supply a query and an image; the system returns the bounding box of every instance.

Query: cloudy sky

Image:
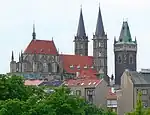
[0,0,150,76]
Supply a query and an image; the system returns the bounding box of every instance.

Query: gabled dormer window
[77,65,80,69]
[70,65,74,69]
[84,65,88,69]
[91,66,94,69]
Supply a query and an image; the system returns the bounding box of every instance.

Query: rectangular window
[87,90,95,96]
[80,43,83,48]
[88,95,93,104]
[142,89,148,95]
[76,90,81,96]
[107,100,117,107]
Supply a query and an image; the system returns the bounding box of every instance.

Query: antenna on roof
[52,37,53,41]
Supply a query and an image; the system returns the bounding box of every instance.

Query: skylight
[93,82,96,85]
[81,83,84,85]
[91,66,94,69]
[84,65,88,69]
[70,65,74,69]
[77,65,80,69]
[88,82,91,85]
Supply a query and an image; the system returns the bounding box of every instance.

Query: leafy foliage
[0,74,116,115]
[126,92,150,115]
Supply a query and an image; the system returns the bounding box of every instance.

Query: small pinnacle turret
[20,50,23,62]
[19,53,20,62]
[32,24,36,40]
[114,36,116,44]
[11,51,14,61]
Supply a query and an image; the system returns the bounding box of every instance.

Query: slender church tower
[114,21,137,85]
[74,7,89,56]
[10,51,16,73]
[93,6,108,83]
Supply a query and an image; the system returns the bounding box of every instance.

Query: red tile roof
[65,70,102,87]
[60,54,97,74]
[24,80,44,86]
[24,39,58,55]
[65,79,102,87]
[106,87,117,100]
[77,70,97,79]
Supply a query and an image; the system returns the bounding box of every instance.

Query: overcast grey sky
[0,0,150,76]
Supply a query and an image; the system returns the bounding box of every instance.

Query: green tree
[0,74,116,115]
[126,92,150,115]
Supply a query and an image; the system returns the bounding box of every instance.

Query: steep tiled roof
[77,70,97,79]
[106,87,117,100]
[65,70,102,87]
[24,80,44,86]
[24,39,58,55]
[65,79,102,87]
[60,54,97,74]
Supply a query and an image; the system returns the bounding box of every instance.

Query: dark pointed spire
[11,51,14,61]
[135,36,137,44]
[95,4,105,37]
[119,21,132,42]
[76,7,86,37]
[19,53,21,62]
[111,74,114,81]
[32,24,36,40]
[114,36,116,44]
[20,50,23,62]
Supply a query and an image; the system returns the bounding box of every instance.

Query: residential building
[65,70,108,107]
[106,87,117,112]
[117,69,150,115]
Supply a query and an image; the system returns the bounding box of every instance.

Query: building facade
[65,70,108,107]
[117,70,150,115]
[114,21,137,85]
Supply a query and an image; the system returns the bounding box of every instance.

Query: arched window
[118,55,122,64]
[129,55,133,64]
[48,63,52,72]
